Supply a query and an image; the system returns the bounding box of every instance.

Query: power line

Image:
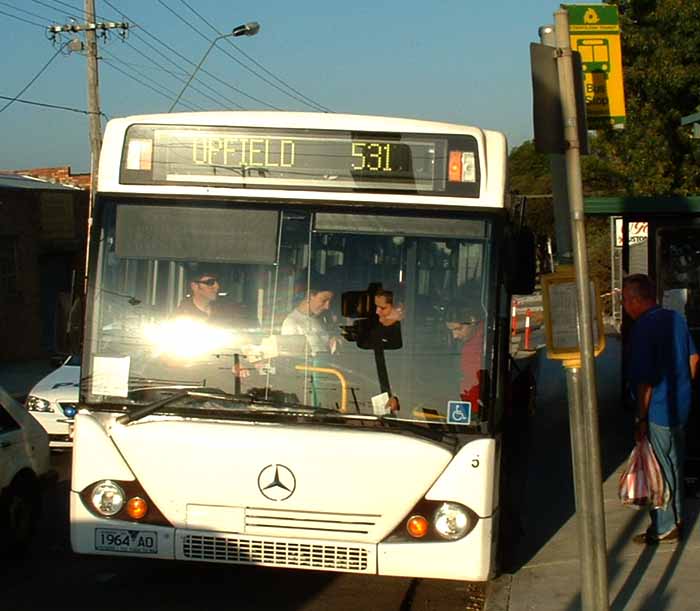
[120,42,187,78]
[0,94,107,118]
[41,0,85,17]
[0,41,68,114]
[38,0,260,112]
[100,58,202,112]
[165,0,328,112]
[30,0,76,21]
[184,55,283,110]
[0,0,53,24]
[34,2,208,121]
[224,42,331,113]
[101,48,244,111]
[153,0,283,110]
[0,7,45,28]
[117,42,247,110]
[177,0,331,112]
[101,0,280,110]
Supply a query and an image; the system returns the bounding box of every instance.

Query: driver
[176,269,221,320]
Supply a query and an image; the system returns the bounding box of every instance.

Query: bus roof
[108,111,500,137]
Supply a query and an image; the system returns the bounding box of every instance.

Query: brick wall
[0,190,42,360]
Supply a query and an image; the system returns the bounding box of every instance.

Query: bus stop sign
[566,4,626,129]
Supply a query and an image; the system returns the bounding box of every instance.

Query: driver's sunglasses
[194,277,219,287]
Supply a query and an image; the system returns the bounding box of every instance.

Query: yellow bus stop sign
[566,4,626,129]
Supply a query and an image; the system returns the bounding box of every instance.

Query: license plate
[95,528,158,554]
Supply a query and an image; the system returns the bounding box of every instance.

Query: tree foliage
[508,140,614,298]
[508,0,700,299]
[600,0,700,195]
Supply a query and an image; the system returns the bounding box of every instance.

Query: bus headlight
[434,502,471,540]
[386,500,478,542]
[26,396,53,412]
[91,480,125,516]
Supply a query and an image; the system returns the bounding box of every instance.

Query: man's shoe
[633,526,681,545]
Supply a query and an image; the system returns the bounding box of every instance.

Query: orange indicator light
[448,151,463,182]
[406,515,429,538]
[126,497,148,520]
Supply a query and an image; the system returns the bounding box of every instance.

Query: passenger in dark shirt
[624,273,699,544]
[176,271,221,320]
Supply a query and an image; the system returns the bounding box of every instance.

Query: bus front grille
[245,507,381,537]
[179,532,373,573]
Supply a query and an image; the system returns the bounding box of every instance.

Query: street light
[168,22,260,113]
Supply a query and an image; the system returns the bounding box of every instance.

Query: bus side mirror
[507,228,536,295]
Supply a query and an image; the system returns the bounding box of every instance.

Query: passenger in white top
[281,287,336,355]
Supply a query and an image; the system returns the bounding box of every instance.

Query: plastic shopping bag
[618,439,669,509]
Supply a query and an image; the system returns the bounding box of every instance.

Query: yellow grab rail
[294,364,348,413]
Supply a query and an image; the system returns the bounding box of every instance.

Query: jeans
[648,422,685,536]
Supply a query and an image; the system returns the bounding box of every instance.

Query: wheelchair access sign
[447,401,472,425]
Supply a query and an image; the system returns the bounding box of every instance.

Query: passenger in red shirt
[446,308,484,414]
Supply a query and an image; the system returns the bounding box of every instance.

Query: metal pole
[168,22,260,113]
[565,366,595,607]
[84,0,101,293]
[554,9,609,610]
[538,24,573,265]
[85,0,101,190]
[168,34,227,113]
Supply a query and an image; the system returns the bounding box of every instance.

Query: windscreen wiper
[117,388,335,424]
[118,388,257,424]
[117,389,193,424]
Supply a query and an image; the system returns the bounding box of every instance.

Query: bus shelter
[585,195,700,484]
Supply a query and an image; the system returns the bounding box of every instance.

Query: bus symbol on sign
[447,401,472,425]
[578,38,610,76]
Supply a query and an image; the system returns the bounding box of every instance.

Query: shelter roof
[0,172,82,191]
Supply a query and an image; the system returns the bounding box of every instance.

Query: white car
[0,385,50,553]
[25,355,80,448]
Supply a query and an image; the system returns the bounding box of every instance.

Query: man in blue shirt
[623,274,699,544]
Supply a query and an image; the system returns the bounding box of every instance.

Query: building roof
[584,196,700,215]
[0,172,82,192]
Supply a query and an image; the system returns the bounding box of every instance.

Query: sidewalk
[487,335,700,611]
[0,358,55,401]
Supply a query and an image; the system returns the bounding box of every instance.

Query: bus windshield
[83,199,496,428]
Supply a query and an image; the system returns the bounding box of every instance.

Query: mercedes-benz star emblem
[257,464,296,501]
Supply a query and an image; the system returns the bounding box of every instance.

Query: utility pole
[48,4,129,200]
[48,3,129,289]
[85,0,102,200]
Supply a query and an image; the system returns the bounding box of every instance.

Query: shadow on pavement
[507,335,631,571]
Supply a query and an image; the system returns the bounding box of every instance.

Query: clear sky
[0,0,604,173]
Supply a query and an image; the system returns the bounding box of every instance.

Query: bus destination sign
[121,125,480,197]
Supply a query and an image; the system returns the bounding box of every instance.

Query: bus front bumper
[71,492,494,580]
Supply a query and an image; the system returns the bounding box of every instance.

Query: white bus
[71,112,535,581]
